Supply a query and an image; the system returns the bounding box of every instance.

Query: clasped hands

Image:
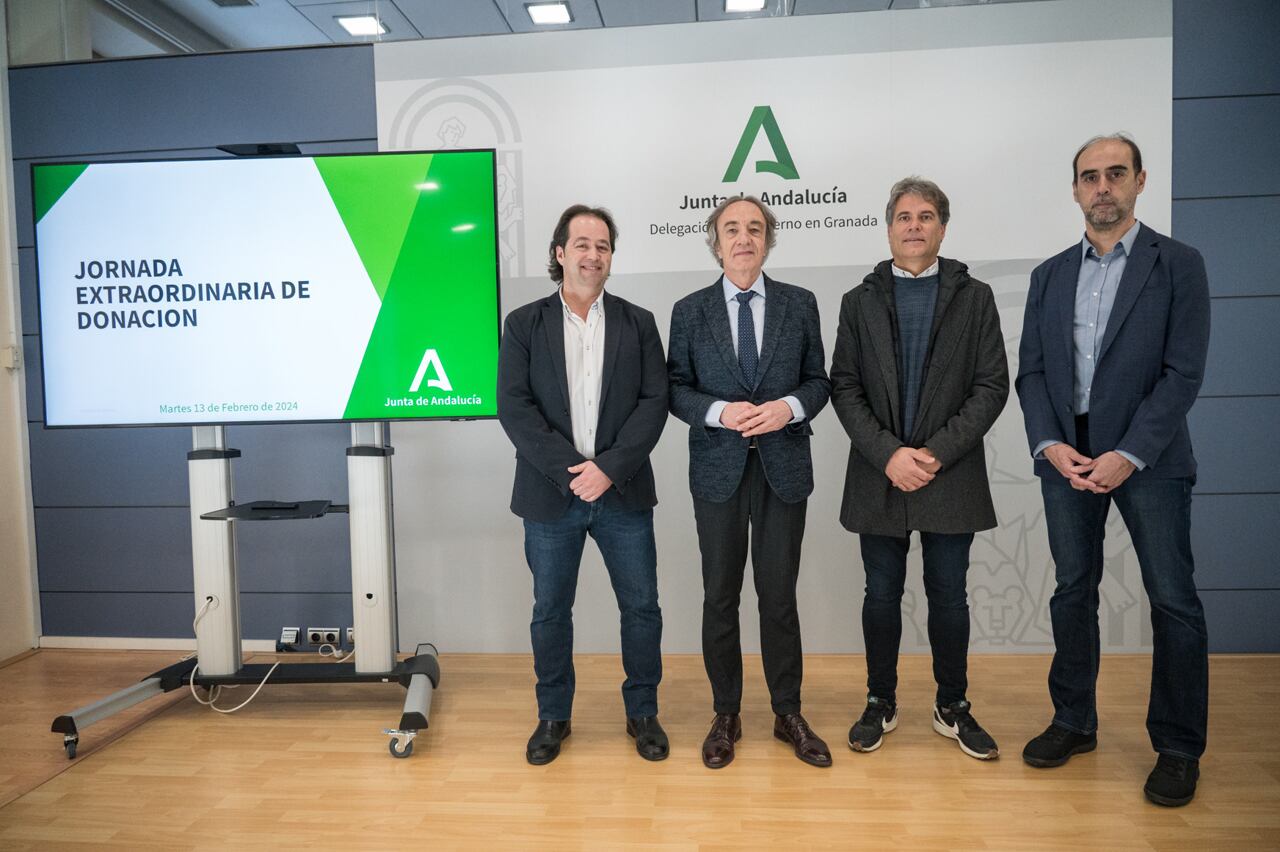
[1043,444,1135,493]
[719,400,794,437]
[567,460,612,502]
[885,446,941,492]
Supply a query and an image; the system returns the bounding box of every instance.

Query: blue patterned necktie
[736,290,758,386]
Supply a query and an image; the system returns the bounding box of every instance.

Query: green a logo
[722,106,799,182]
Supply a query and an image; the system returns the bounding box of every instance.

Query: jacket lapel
[754,275,788,389]
[1098,226,1158,363]
[540,296,571,413]
[1049,248,1082,374]
[912,267,965,439]
[703,277,749,390]
[862,271,900,434]
[599,291,622,406]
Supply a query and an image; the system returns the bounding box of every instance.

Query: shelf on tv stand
[200,499,349,521]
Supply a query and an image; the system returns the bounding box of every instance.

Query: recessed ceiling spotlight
[725,0,767,12]
[527,2,572,25]
[336,15,387,37]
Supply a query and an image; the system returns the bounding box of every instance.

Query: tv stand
[51,423,440,760]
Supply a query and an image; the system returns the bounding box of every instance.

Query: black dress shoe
[1144,754,1199,807]
[774,713,832,768]
[626,715,670,761]
[526,720,571,765]
[701,713,742,769]
[1022,723,1097,768]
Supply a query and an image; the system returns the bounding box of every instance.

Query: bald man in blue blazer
[1017,134,1210,807]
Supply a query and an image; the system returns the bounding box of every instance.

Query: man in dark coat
[668,195,833,769]
[830,177,1008,759]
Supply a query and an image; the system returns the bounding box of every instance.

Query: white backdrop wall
[376,0,1174,654]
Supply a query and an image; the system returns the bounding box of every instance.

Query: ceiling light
[725,0,767,12]
[526,3,572,25]
[336,15,387,37]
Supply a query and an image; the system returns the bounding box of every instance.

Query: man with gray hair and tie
[668,195,832,770]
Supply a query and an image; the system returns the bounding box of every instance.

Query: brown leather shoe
[774,713,833,767]
[701,713,742,769]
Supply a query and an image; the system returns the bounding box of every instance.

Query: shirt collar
[1081,219,1142,262]
[722,273,765,302]
[559,286,603,318]
[891,259,940,279]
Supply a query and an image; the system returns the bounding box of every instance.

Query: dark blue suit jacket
[497,291,668,522]
[667,275,830,503]
[1016,223,1210,481]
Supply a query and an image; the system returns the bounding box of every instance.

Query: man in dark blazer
[1017,135,1211,806]
[497,205,669,766]
[831,177,1008,761]
[668,195,832,769]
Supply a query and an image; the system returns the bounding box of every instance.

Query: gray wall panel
[238,592,355,640]
[235,514,351,593]
[1172,96,1280,199]
[1172,197,1280,297]
[226,423,352,503]
[1203,590,1280,653]
[1191,494,1280,590]
[27,425,192,506]
[18,247,36,330]
[1173,0,1280,99]
[35,507,191,592]
[39,591,355,639]
[8,46,375,161]
[22,333,40,418]
[1188,397,1280,493]
[40,591,196,637]
[1200,297,1280,396]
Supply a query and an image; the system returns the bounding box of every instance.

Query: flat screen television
[32,149,500,427]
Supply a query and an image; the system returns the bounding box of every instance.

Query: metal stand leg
[384,644,440,758]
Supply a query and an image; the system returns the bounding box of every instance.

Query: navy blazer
[497,290,668,522]
[1016,224,1210,481]
[668,275,831,504]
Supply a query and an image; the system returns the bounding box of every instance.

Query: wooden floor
[0,650,1276,850]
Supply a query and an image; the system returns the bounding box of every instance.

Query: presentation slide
[33,150,500,427]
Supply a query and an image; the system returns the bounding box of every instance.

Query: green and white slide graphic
[34,151,499,426]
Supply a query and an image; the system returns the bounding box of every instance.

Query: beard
[1085,200,1126,229]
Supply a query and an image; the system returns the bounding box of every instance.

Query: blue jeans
[1041,474,1208,759]
[860,531,974,706]
[523,499,662,721]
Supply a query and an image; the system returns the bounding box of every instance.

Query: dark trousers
[522,499,663,721]
[1041,418,1208,758]
[860,531,974,706]
[693,451,807,716]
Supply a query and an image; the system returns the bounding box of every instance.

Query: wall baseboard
[40,636,278,652]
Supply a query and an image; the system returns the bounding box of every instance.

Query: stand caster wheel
[389,737,413,758]
[64,737,78,759]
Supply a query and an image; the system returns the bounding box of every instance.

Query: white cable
[188,593,278,712]
[188,660,280,714]
[318,643,355,663]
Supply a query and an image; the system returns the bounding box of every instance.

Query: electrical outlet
[276,626,301,653]
[307,627,340,646]
[345,627,355,647]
